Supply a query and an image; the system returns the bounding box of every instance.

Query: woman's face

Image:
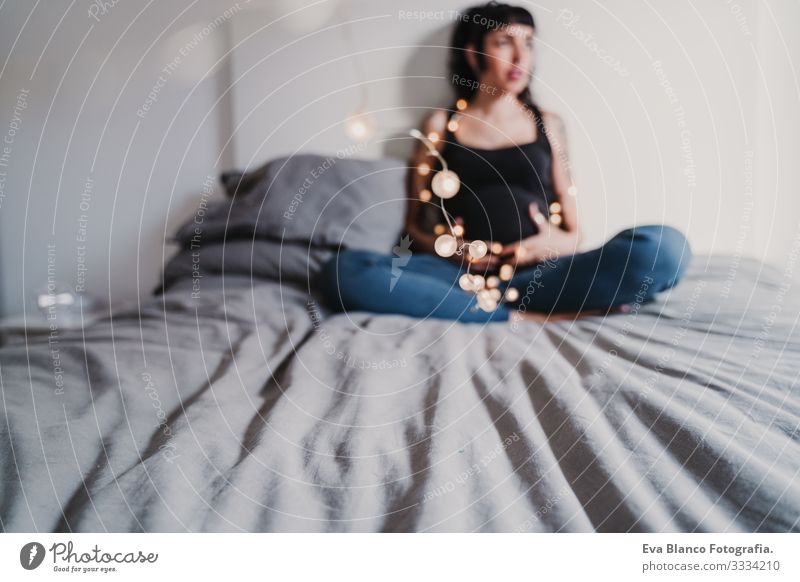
[470,23,535,96]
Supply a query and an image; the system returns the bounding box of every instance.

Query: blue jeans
[317,224,692,323]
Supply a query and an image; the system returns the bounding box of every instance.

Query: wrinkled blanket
[1,254,799,532]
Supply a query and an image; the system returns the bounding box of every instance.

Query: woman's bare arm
[541,111,583,246]
[404,111,448,256]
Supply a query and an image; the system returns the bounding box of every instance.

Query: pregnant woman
[319,1,692,324]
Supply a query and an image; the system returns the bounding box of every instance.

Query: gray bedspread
[1,254,799,532]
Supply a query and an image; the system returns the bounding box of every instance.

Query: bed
[1,153,799,532]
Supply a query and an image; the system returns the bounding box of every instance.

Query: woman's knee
[622,224,692,291]
[323,248,385,276]
[318,248,388,308]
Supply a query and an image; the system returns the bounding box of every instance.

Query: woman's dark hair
[449,2,537,110]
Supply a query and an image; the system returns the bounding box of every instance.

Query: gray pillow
[174,153,409,254]
[157,240,332,294]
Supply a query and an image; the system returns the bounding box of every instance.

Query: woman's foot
[510,303,631,324]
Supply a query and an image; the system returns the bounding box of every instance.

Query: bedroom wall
[0,0,237,316]
[0,0,798,316]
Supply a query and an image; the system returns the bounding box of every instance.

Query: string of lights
[408,127,522,313]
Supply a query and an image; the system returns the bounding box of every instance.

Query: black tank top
[437,103,557,245]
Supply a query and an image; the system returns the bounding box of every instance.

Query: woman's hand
[450,216,503,270]
[499,202,581,267]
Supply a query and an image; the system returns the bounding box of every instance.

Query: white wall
[0,0,237,316]
[1,0,798,316]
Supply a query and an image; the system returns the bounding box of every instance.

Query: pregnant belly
[446,184,552,245]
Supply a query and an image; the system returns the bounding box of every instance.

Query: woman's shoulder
[537,108,565,131]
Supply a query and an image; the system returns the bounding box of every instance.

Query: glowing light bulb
[431,170,460,199]
[499,263,514,281]
[491,242,504,255]
[433,223,445,235]
[468,240,488,260]
[417,162,431,176]
[434,234,458,257]
[419,189,432,202]
[489,288,501,301]
[459,274,474,291]
[345,112,374,141]
[427,131,440,143]
[567,185,578,196]
[533,212,546,225]
[549,201,562,213]
[447,119,459,132]
[471,275,485,291]
[456,99,468,111]
[549,213,562,225]
[453,224,464,237]
[486,276,500,288]
[504,287,519,301]
[476,289,497,312]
